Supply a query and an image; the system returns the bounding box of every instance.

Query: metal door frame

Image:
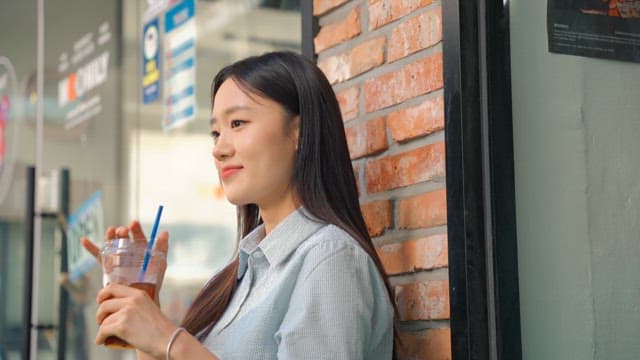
[442,0,522,359]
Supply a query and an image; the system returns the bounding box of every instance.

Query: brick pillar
[313,1,451,359]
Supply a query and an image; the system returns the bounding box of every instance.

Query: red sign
[0,95,10,169]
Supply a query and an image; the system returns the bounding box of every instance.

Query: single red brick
[368,0,433,30]
[366,142,445,193]
[314,7,361,53]
[360,200,393,237]
[318,56,349,85]
[388,8,442,62]
[351,37,386,76]
[397,188,447,229]
[364,53,443,113]
[395,280,450,321]
[346,117,388,160]
[313,0,349,16]
[398,328,452,360]
[318,36,386,84]
[375,234,448,275]
[366,117,389,155]
[336,86,359,122]
[387,95,444,142]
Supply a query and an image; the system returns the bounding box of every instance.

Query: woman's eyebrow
[210,105,252,125]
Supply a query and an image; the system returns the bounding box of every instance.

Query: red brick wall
[313,1,451,359]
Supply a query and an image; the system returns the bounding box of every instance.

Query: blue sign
[142,17,161,104]
[165,0,195,33]
[163,0,196,131]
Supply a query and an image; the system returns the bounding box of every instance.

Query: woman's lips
[221,166,242,179]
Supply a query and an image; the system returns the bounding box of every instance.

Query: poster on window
[66,191,104,282]
[163,0,196,131]
[57,21,113,129]
[547,0,640,62]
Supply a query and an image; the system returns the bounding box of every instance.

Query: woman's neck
[258,192,299,235]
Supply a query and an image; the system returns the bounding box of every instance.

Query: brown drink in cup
[101,238,165,349]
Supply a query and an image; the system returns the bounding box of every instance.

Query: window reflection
[133,0,301,327]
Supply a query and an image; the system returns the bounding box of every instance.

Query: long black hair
[181,51,397,350]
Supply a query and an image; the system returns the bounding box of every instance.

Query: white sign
[57,22,112,130]
[163,0,196,131]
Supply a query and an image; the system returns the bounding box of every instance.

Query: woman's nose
[212,132,233,160]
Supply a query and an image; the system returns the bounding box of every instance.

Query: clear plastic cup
[100,237,165,349]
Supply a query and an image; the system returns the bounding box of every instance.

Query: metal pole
[30,0,45,358]
[57,168,70,360]
[23,167,36,360]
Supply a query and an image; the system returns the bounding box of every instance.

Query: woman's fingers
[115,226,130,239]
[94,308,129,345]
[94,314,113,345]
[105,226,117,240]
[81,226,117,263]
[130,221,147,243]
[97,283,148,303]
[130,221,167,253]
[96,296,125,325]
[96,284,155,323]
[94,283,174,354]
[155,231,169,254]
[104,223,144,243]
[81,237,101,259]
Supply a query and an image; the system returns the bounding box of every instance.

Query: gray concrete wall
[582,60,640,358]
[511,2,640,359]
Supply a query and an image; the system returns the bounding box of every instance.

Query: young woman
[83,51,396,359]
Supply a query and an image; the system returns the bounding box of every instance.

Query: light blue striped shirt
[203,208,394,359]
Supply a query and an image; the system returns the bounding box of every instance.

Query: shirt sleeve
[274,242,393,360]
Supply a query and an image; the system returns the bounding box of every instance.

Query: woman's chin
[225,196,251,206]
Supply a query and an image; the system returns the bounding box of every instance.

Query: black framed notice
[548,0,640,62]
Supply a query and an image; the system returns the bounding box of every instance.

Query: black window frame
[301,0,317,60]
[443,0,522,359]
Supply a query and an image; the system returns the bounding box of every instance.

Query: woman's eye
[230,120,245,128]
[210,130,220,141]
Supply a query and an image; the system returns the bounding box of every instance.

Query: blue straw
[139,205,164,282]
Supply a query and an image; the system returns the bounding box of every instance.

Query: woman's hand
[95,283,177,358]
[81,221,170,296]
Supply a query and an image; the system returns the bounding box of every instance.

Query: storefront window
[0,0,301,358]
[126,0,301,338]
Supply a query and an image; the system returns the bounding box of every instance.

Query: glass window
[0,0,301,358]
[125,0,301,338]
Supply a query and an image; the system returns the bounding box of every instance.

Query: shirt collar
[237,225,264,280]
[236,208,324,279]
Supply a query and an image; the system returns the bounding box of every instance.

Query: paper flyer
[548,0,640,62]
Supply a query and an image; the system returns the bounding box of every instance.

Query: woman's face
[210,78,299,209]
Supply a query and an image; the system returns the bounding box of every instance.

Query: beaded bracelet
[166,327,185,360]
